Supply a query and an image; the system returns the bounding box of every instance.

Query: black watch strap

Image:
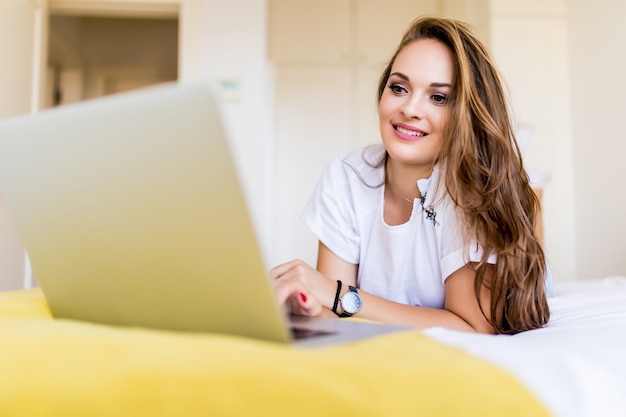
[332,280,342,316]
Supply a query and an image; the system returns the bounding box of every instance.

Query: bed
[1,277,625,417]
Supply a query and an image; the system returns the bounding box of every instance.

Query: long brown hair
[377,16,549,334]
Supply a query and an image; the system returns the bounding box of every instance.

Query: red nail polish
[299,293,307,303]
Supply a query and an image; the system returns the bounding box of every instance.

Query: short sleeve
[300,155,360,264]
[436,196,497,282]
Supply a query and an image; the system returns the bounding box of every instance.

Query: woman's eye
[431,93,447,104]
[388,83,407,94]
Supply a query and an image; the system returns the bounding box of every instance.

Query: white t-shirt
[301,145,495,309]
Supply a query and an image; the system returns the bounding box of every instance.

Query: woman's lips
[394,125,427,140]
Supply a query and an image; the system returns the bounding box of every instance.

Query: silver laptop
[0,82,406,347]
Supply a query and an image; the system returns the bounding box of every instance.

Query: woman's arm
[316,241,358,287]
[351,265,495,333]
[272,244,495,334]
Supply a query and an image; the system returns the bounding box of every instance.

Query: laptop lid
[0,82,293,343]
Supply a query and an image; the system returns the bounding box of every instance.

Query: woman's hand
[271,259,337,317]
[274,275,324,317]
[271,243,358,318]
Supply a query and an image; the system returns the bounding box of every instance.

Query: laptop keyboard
[290,327,338,340]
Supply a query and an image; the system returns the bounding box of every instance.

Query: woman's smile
[394,124,428,140]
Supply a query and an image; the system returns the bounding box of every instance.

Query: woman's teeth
[396,126,425,137]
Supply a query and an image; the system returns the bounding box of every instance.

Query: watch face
[341,291,362,314]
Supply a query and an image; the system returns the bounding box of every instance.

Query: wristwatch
[339,285,362,317]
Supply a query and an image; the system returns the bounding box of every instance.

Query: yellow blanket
[0,289,549,417]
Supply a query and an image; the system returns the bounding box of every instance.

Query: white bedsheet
[425,276,626,417]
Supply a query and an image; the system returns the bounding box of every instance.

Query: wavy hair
[377,16,549,334]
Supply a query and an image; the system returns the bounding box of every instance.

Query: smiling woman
[272,16,550,335]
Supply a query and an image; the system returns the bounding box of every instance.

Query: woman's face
[378,39,453,176]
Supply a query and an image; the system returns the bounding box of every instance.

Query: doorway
[46,4,179,108]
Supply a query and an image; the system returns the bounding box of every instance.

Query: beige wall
[0,0,39,290]
[0,1,35,119]
[568,0,626,279]
[179,0,274,262]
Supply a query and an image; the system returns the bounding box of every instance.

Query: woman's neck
[385,158,433,201]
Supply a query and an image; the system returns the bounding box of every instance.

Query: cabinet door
[269,0,351,64]
[356,0,439,64]
[0,0,38,290]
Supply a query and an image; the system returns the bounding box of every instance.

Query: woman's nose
[401,95,424,119]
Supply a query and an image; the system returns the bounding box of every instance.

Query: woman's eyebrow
[389,72,451,88]
[390,71,410,81]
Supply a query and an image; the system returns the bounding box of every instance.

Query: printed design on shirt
[419,193,439,226]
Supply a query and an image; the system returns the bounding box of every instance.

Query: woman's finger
[274,277,300,304]
[274,276,323,317]
[269,259,307,280]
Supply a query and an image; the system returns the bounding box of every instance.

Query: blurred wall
[0,0,39,290]
[568,0,626,279]
[179,0,274,263]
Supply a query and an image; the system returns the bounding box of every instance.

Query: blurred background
[0,0,622,290]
